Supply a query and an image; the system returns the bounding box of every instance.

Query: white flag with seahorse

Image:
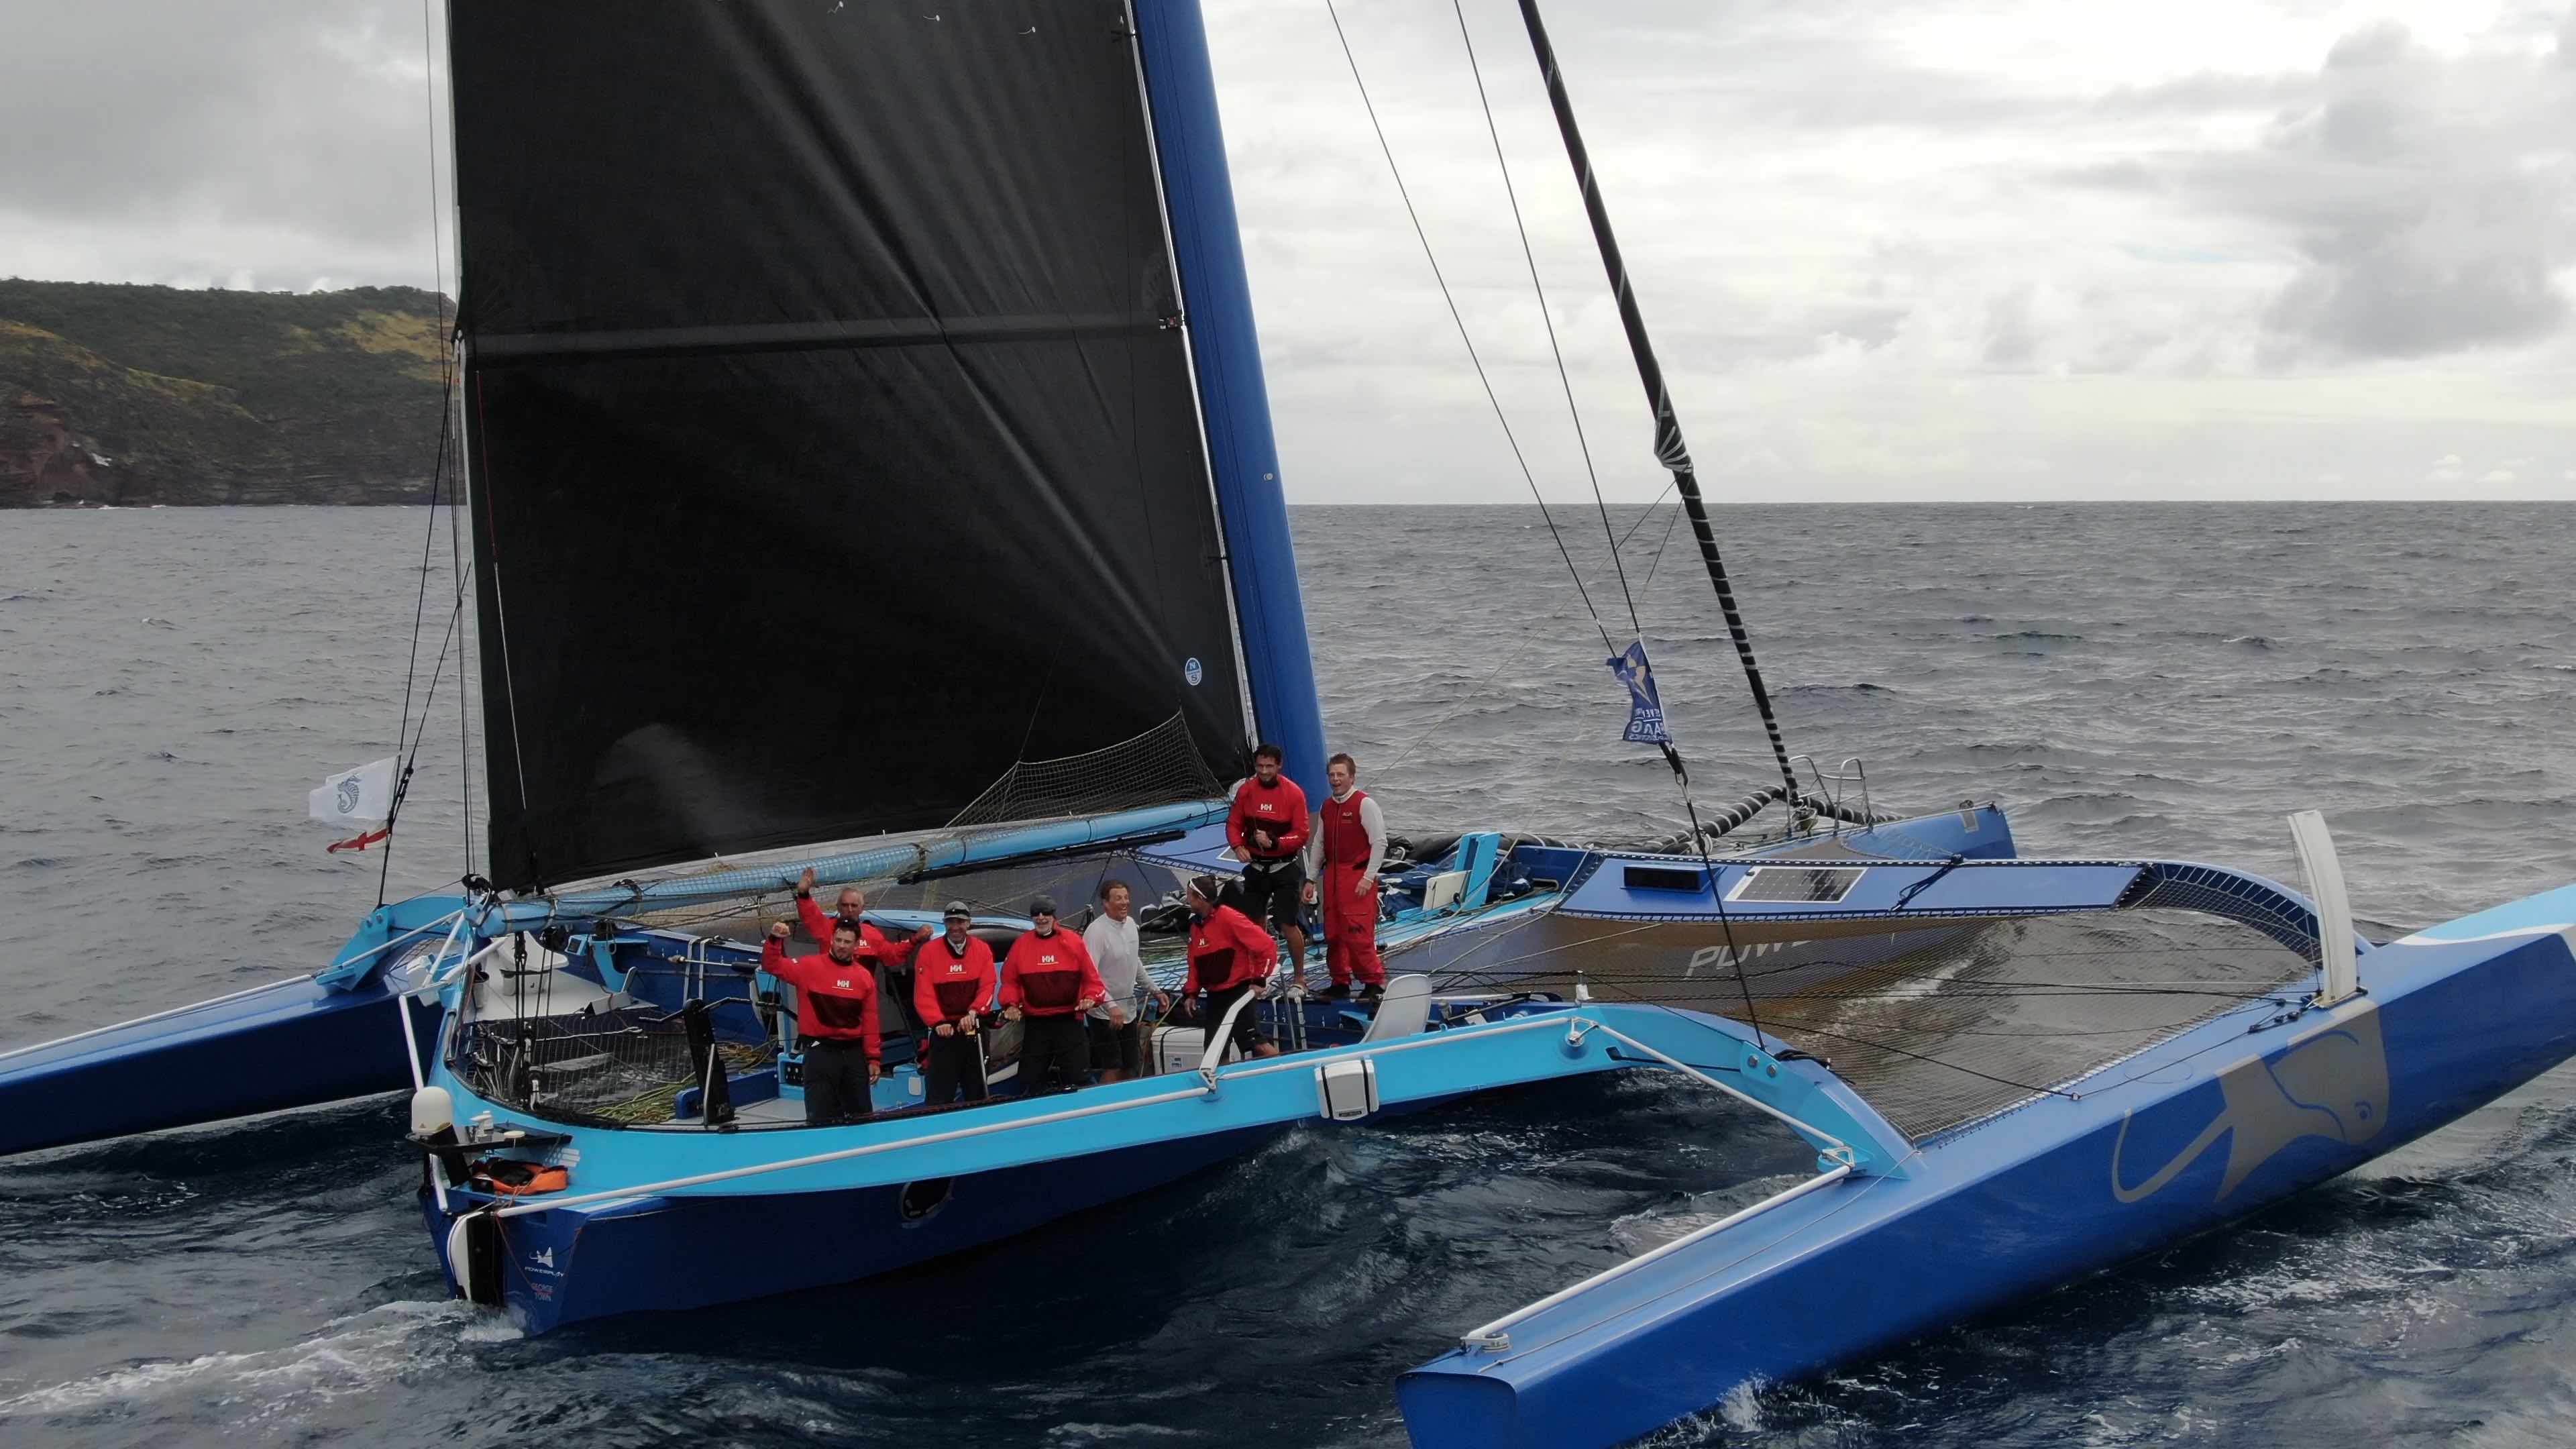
[309,757,398,826]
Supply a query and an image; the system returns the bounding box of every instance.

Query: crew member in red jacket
[999,896,1110,1097]
[1175,875,1282,1061]
[913,900,998,1106]
[1226,743,1314,991]
[761,918,881,1125]
[1303,752,1388,1000]
[795,867,933,1057]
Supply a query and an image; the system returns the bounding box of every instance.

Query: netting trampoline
[1421,875,2320,1141]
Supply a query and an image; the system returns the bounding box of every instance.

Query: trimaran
[7,4,2575,1446]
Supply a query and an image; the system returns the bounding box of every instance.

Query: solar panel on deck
[1731,867,1864,904]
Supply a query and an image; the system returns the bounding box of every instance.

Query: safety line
[1448,0,1640,639]
[1320,0,1613,655]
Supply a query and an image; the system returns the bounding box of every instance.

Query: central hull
[429,1121,1284,1334]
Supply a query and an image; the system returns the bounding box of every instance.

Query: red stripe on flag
[326,828,392,855]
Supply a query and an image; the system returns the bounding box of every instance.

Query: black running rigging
[1510,0,1804,810]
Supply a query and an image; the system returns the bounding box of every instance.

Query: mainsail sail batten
[450,1,1275,892]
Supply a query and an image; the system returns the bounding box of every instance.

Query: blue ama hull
[1395,889,2576,1449]
[0,973,429,1158]
[429,1124,1287,1334]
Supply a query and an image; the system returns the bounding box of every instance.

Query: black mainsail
[448,2,1254,892]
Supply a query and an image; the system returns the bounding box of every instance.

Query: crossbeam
[1458,1164,1853,1354]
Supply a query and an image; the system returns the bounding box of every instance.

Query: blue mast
[1131,0,1328,798]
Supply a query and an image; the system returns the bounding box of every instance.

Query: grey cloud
[2247,23,2575,359]
[0,1,438,280]
[2090,70,2314,117]
[1980,287,2038,366]
[2051,159,2167,192]
[2259,180,2570,357]
[2042,15,2576,362]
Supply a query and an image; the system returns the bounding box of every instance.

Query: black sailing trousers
[1016,1014,1090,1096]
[1199,981,1266,1061]
[801,1038,876,1126]
[923,1029,989,1106]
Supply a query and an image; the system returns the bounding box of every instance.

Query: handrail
[1458,1164,1854,1353]
[492,1011,1576,1219]
[1197,988,1263,1086]
[1839,757,1874,828]
[483,1008,1868,1225]
[315,907,474,990]
[403,937,506,1001]
[337,908,470,968]
[397,914,470,1099]
[492,1079,1216,1218]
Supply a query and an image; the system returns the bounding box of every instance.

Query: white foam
[0,1299,474,1419]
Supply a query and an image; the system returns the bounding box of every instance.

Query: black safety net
[451,1,1250,891]
[455,1004,779,1126]
[1419,892,2318,1142]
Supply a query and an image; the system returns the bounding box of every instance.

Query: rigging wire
[1636,494,1688,592]
[1511,0,1807,809]
[1447,0,1794,1027]
[1380,484,1680,780]
[1320,0,1613,655]
[1447,0,1640,639]
[1616,480,1676,548]
[379,0,462,907]
[1440,0,1769,1032]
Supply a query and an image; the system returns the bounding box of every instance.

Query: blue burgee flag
[1608,640,1670,745]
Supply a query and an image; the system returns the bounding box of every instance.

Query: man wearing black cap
[913,901,998,1106]
[1000,896,1110,1096]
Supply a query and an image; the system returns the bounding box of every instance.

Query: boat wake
[0,1300,478,1425]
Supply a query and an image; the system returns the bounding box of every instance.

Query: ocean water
[1,501,2572,1446]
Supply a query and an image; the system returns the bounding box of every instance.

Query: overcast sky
[1,1,2568,502]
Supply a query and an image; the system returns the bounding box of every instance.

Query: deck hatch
[1622,865,1709,894]
[1729,867,1864,904]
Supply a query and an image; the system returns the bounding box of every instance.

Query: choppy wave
[4,502,2576,1448]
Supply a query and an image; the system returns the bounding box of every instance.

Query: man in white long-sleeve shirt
[1084,879,1165,1081]
[1301,752,1388,1000]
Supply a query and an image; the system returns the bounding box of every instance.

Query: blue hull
[1396,894,2576,1448]
[427,1124,1283,1334]
[0,973,427,1157]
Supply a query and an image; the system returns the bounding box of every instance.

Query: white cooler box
[1150,1023,1237,1076]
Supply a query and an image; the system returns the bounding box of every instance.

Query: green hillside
[0,280,450,506]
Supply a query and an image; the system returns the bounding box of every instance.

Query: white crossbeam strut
[2288,810,2359,1006]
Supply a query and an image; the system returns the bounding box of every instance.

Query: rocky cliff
[0,280,449,506]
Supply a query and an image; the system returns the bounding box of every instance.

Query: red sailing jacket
[1185,904,1277,994]
[760,938,881,1063]
[1000,929,1108,1017]
[796,894,917,969]
[913,933,999,1028]
[1227,775,1310,862]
